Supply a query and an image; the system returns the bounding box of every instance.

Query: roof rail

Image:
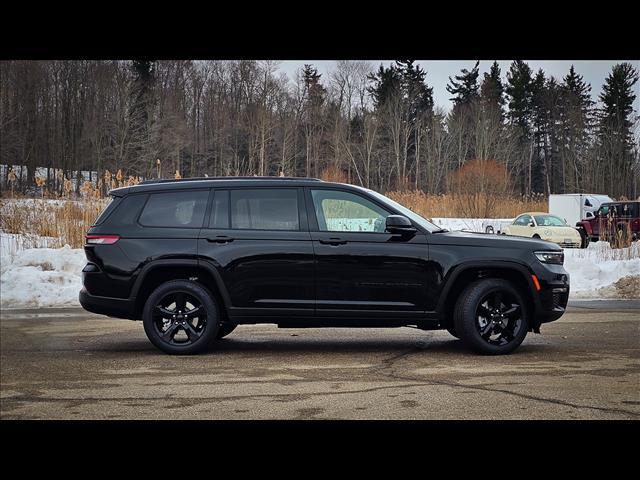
[138,176,323,185]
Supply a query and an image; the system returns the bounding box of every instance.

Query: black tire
[577,227,590,249]
[143,280,220,355]
[532,234,541,239]
[453,278,529,355]
[216,323,237,339]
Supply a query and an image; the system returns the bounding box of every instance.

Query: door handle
[319,237,347,246]
[206,235,234,244]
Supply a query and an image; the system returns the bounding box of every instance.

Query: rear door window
[139,190,208,228]
[230,189,299,231]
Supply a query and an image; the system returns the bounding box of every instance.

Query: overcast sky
[277,60,640,112]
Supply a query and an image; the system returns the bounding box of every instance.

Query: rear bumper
[79,288,138,320]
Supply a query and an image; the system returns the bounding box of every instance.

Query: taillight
[85,235,120,245]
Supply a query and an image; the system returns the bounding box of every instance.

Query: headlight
[535,251,564,265]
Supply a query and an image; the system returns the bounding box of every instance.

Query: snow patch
[1,236,85,308]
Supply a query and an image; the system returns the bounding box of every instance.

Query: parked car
[575,201,640,247]
[80,177,570,356]
[501,212,582,248]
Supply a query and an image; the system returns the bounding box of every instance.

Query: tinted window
[93,196,121,225]
[230,189,299,231]
[209,190,229,229]
[311,189,390,232]
[110,194,148,227]
[139,191,208,228]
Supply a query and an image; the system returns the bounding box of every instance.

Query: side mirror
[386,215,417,235]
[528,222,535,227]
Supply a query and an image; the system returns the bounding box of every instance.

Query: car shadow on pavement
[97,334,552,357]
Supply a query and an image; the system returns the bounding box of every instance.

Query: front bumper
[530,262,570,326]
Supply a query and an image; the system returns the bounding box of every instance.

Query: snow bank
[564,242,640,299]
[1,235,85,308]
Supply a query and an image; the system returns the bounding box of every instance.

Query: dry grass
[0,169,141,249]
[0,198,107,249]
[385,190,548,219]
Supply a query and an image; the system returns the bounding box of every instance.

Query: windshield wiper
[432,228,449,233]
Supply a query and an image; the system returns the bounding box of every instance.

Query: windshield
[365,189,443,232]
[534,215,567,227]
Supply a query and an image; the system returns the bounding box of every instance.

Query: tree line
[1,59,638,199]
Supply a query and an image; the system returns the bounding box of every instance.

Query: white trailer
[548,194,613,227]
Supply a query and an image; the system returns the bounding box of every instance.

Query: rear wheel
[143,280,219,355]
[454,278,529,355]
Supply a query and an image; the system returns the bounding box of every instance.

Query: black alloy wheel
[454,278,529,355]
[474,290,523,347]
[143,280,219,354]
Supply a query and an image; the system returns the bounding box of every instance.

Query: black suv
[79,177,570,355]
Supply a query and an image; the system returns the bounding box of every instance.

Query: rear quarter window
[138,190,209,228]
[93,196,121,226]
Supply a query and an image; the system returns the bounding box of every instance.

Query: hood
[429,230,560,251]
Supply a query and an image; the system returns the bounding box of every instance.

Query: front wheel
[143,280,220,355]
[453,278,529,355]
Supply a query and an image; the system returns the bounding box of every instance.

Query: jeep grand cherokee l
[79,177,570,355]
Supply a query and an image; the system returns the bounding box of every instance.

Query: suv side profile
[576,201,640,247]
[80,177,570,355]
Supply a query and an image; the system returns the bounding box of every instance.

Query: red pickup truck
[576,201,640,247]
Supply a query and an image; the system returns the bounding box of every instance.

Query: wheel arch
[131,259,231,319]
[437,261,538,330]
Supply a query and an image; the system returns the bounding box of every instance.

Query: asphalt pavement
[1,300,638,419]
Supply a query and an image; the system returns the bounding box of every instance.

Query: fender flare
[129,258,232,310]
[435,260,538,314]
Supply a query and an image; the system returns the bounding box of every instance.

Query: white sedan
[502,212,582,248]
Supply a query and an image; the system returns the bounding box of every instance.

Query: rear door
[198,187,315,319]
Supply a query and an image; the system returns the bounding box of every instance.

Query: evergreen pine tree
[505,60,535,193]
[597,62,639,198]
[480,61,505,121]
[505,60,534,135]
[446,60,480,106]
[559,65,594,192]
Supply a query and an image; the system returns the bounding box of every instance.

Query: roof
[518,212,552,216]
[108,176,327,196]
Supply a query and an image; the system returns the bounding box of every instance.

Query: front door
[306,187,429,319]
[198,187,314,319]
